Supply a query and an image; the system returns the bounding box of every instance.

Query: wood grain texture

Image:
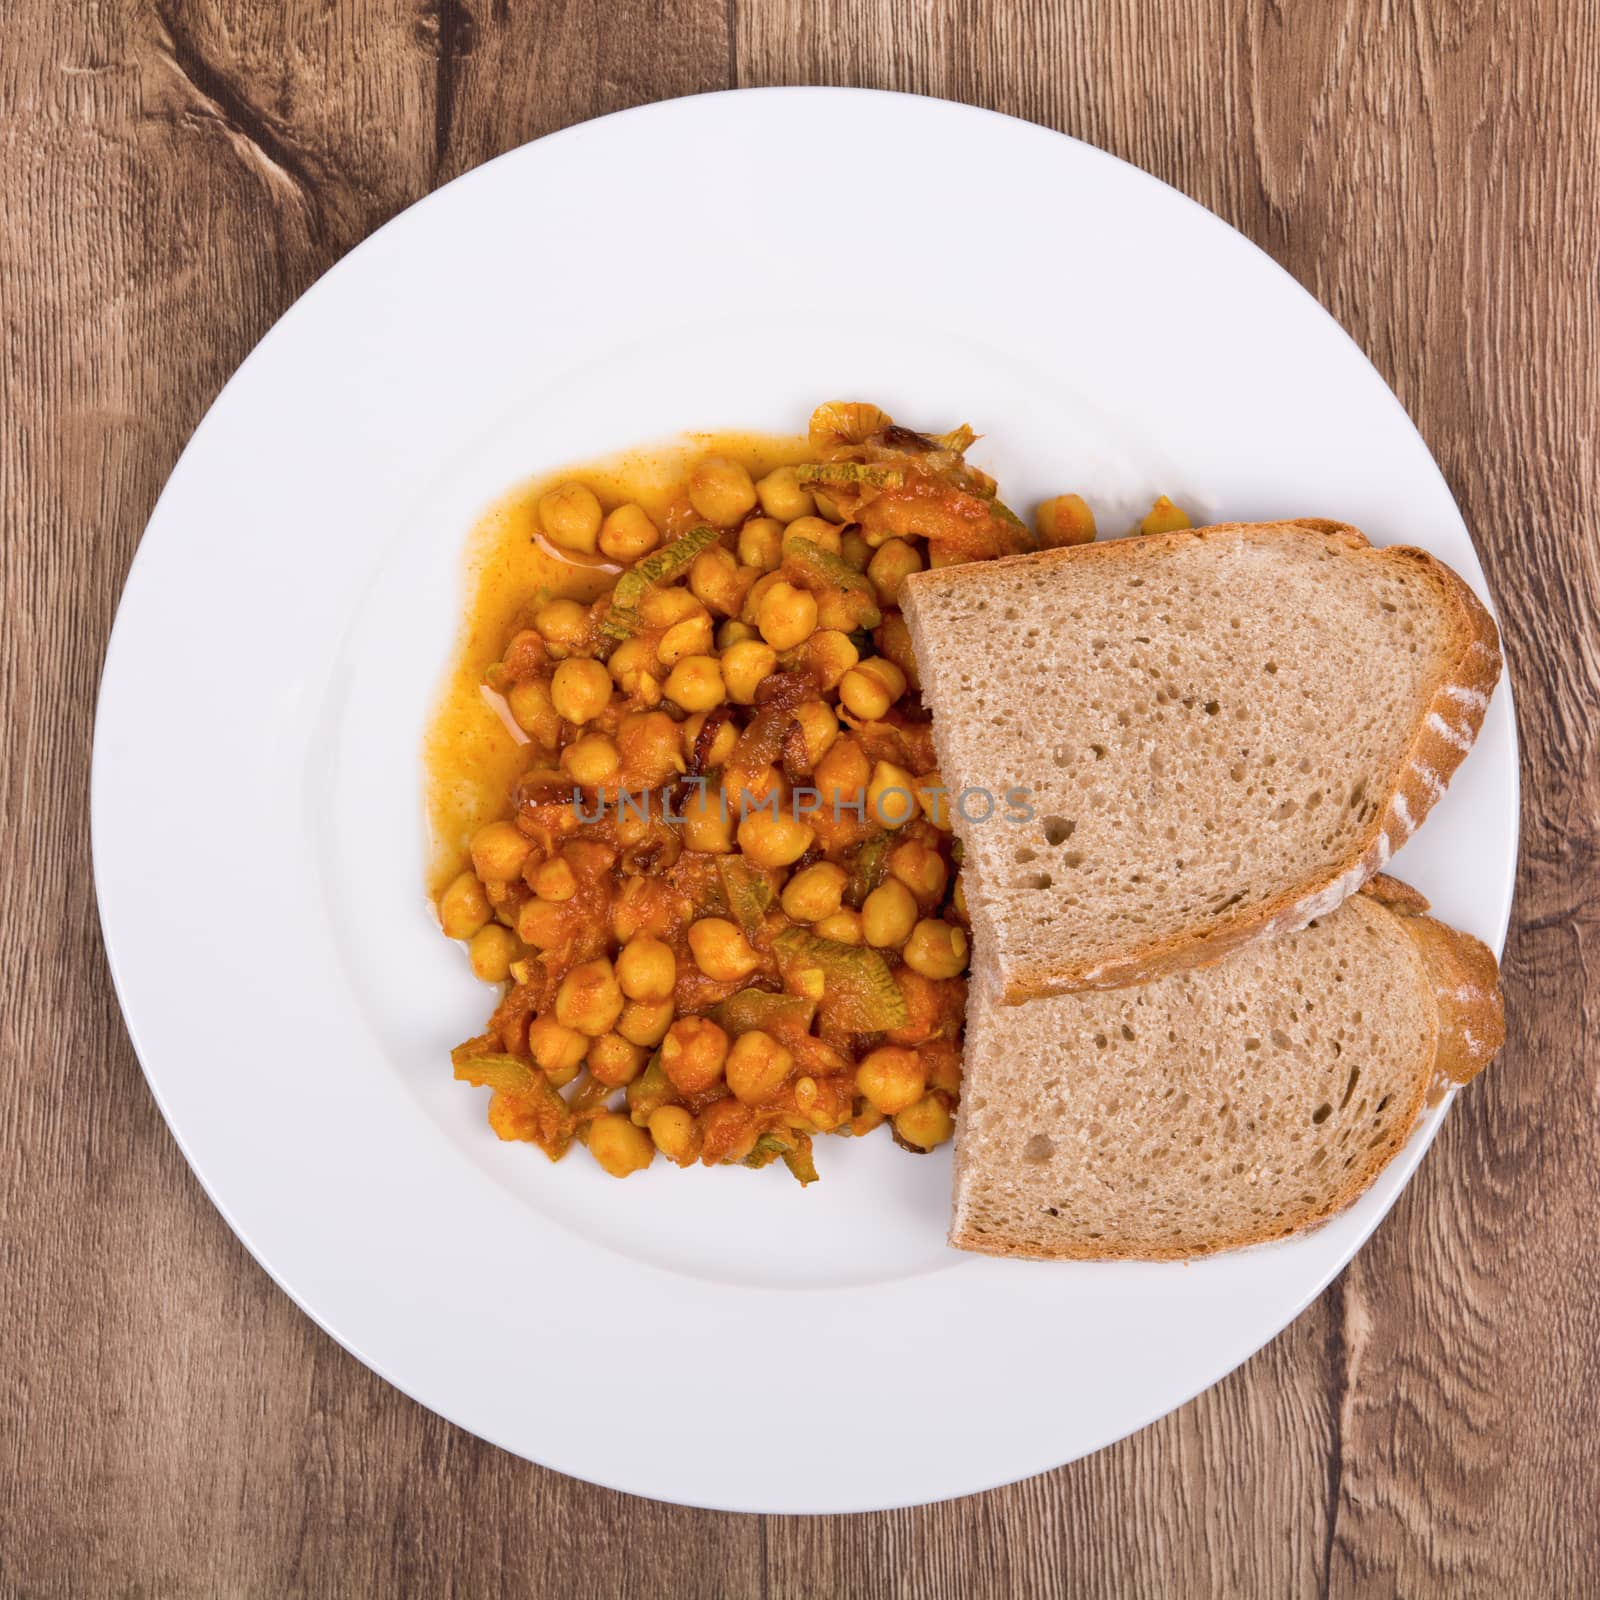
[2,0,1595,1594]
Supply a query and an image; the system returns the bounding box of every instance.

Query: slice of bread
[949,877,1503,1261]
[901,520,1502,1002]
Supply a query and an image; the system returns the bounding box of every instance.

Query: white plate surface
[92,88,1517,1513]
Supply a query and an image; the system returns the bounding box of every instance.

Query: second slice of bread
[901,520,1501,1002]
[950,877,1503,1261]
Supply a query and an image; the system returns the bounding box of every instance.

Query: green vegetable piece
[782,537,882,629]
[626,1058,677,1125]
[741,1133,787,1170]
[716,855,775,935]
[988,497,1036,552]
[781,1137,820,1186]
[451,1048,575,1160]
[741,1127,822,1185]
[796,462,906,490]
[933,424,977,454]
[711,988,818,1038]
[600,524,721,641]
[844,834,891,910]
[772,928,909,1031]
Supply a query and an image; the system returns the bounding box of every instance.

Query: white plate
[92,88,1517,1513]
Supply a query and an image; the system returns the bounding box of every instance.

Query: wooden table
[5,2,1595,1593]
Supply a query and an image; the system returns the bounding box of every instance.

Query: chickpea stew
[429,402,1188,1183]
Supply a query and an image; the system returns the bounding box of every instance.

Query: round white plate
[93,87,1517,1513]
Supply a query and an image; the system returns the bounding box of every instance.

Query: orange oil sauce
[423,431,811,893]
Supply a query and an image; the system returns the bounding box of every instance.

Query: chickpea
[812,491,844,523]
[866,538,924,604]
[598,502,661,563]
[839,657,908,721]
[516,896,567,949]
[543,1057,583,1091]
[914,771,952,831]
[608,634,658,687]
[688,546,752,618]
[506,678,560,744]
[680,783,735,852]
[467,923,519,982]
[861,878,918,948]
[756,581,819,651]
[784,514,842,554]
[526,856,574,903]
[648,1103,702,1165]
[927,543,963,569]
[616,710,683,787]
[658,610,716,665]
[815,737,870,811]
[1036,492,1096,548]
[550,658,613,724]
[737,809,815,869]
[841,530,873,571]
[867,759,918,828]
[538,481,603,555]
[737,761,784,806]
[688,457,758,527]
[663,655,726,713]
[533,597,592,657]
[793,699,840,766]
[561,734,621,787]
[856,1044,927,1115]
[554,957,625,1037]
[500,627,549,679]
[739,570,783,625]
[725,1030,796,1106]
[687,917,761,982]
[889,840,949,903]
[589,1031,648,1088]
[618,997,675,1047]
[564,838,616,880]
[813,908,864,944]
[717,618,757,649]
[438,871,491,940]
[616,935,676,1002]
[639,587,706,630]
[681,711,738,771]
[470,820,532,884]
[952,874,969,922]
[815,588,870,633]
[755,465,814,522]
[894,1093,955,1150]
[738,517,785,571]
[903,919,969,979]
[803,629,858,691]
[660,1016,730,1094]
[1139,495,1191,535]
[587,1112,655,1177]
[780,860,848,923]
[698,1096,759,1164]
[529,1014,588,1076]
[721,638,778,704]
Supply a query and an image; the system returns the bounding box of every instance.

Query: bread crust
[1361,874,1506,1093]
[903,519,1504,1005]
[947,880,1505,1261]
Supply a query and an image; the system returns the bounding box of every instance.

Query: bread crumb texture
[950,893,1438,1260]
[903,522,1500,998]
